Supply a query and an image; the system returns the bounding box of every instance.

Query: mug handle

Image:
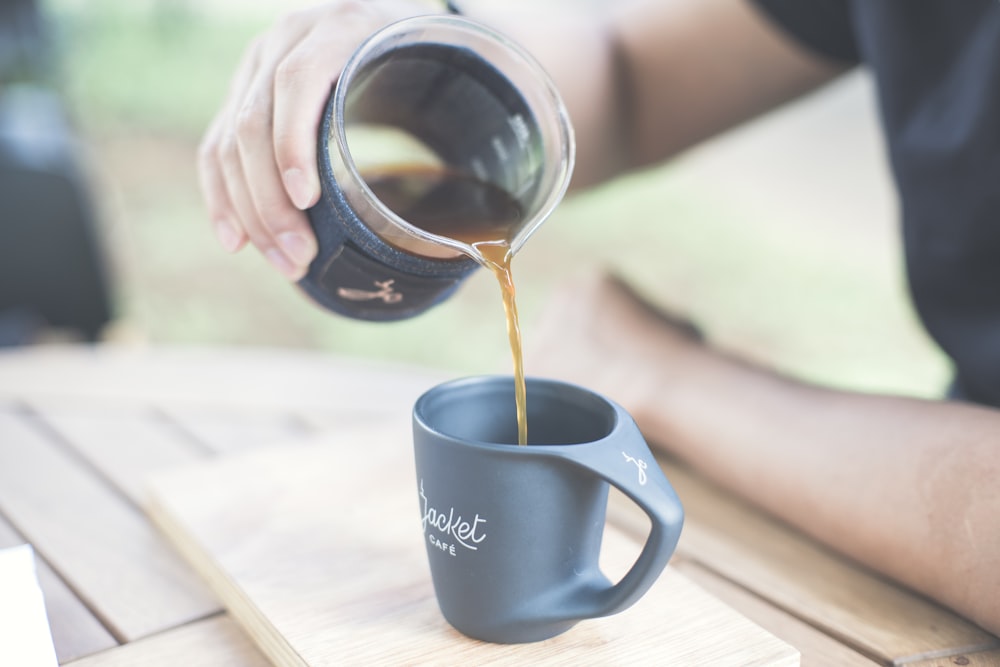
[548,403,684,619]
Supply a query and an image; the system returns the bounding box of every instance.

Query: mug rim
[413,375,621,450]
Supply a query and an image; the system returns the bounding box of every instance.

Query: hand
[525,270,704,422]
[197,1,435,280]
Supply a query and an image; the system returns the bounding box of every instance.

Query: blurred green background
[45,0,949,396]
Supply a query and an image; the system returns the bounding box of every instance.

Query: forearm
[609,0,848,169]
[467,0,848,186]
[458,4,628,187]
[201,0,852,278]
[638,348,1000,635]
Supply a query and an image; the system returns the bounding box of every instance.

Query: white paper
[0,545,58,667]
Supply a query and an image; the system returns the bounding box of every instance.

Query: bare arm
[467,0,848,186]
[197,0,848,277]
[648,345,1000,636]
[530,275,1000,635]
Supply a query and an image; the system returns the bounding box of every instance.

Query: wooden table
[0,344,996,666]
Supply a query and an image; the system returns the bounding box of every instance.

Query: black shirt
[750,0,1000,406]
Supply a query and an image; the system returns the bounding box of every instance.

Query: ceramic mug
[412,376,684,643]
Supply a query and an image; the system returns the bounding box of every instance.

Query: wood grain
[675,561,879,667]
[607,456,1000,663]
[905,650,1000,667]
[4,345,993,665]
[63,615,270,667]
[0,345,445,412]
[146,427,799,666]
[157,405,312,455]
[0,410,219,641]
[31,402,210,507]
[0,511,117,664]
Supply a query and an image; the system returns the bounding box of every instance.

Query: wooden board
[156,405,314,455]
[31,403,211,507]
[607,455,1000,664]
[63,616,269,667]
[0,345,445,413]
[0,514,116,664]
[0,411,219,642]
[675,561,879,667]
[907,650,1000,667]
[146,425,799,666]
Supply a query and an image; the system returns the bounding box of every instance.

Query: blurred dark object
[0,306,41,346]
[0,0,51,84]
[0,0,113,345]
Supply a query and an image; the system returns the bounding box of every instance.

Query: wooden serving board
[146,421,799,666]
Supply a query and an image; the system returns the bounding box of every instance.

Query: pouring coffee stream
[361,164,530,445]
[298,16,574,445]
[475,240,528,448]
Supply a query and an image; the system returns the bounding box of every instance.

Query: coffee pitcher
[299,15,575,321]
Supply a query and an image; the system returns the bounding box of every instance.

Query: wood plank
[0,411,219,641]
[675,561,879,667]
[0,512,117,664]
[0,345,446,413]
[31,403,210,507]
[146,428,799,666]
[294,407,410,433]
[63,615,270,667]
[905,650,1000,667]
[157,405,312,455]
[607,455,1000,663]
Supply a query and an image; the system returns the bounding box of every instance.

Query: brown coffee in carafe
[364,165,530,446]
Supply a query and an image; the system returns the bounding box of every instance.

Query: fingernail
[265,248,302,280]
[214,219,243,253]
[277,231,317,266]
[283,168,318,210]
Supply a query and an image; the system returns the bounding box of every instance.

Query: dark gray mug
[412,376,684,643]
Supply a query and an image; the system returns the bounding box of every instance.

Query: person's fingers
[271,3,389,212]
[228,2,403,277]
[197,115,247,253]
[198,36,263,254]
[203,9,321,276]
[234,109,317,272]
[219,131,305,279]
[231,10,324,273]
[200,0,437,278]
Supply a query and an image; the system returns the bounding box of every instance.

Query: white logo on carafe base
[337,279,403,304]
[419,480,487,557]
